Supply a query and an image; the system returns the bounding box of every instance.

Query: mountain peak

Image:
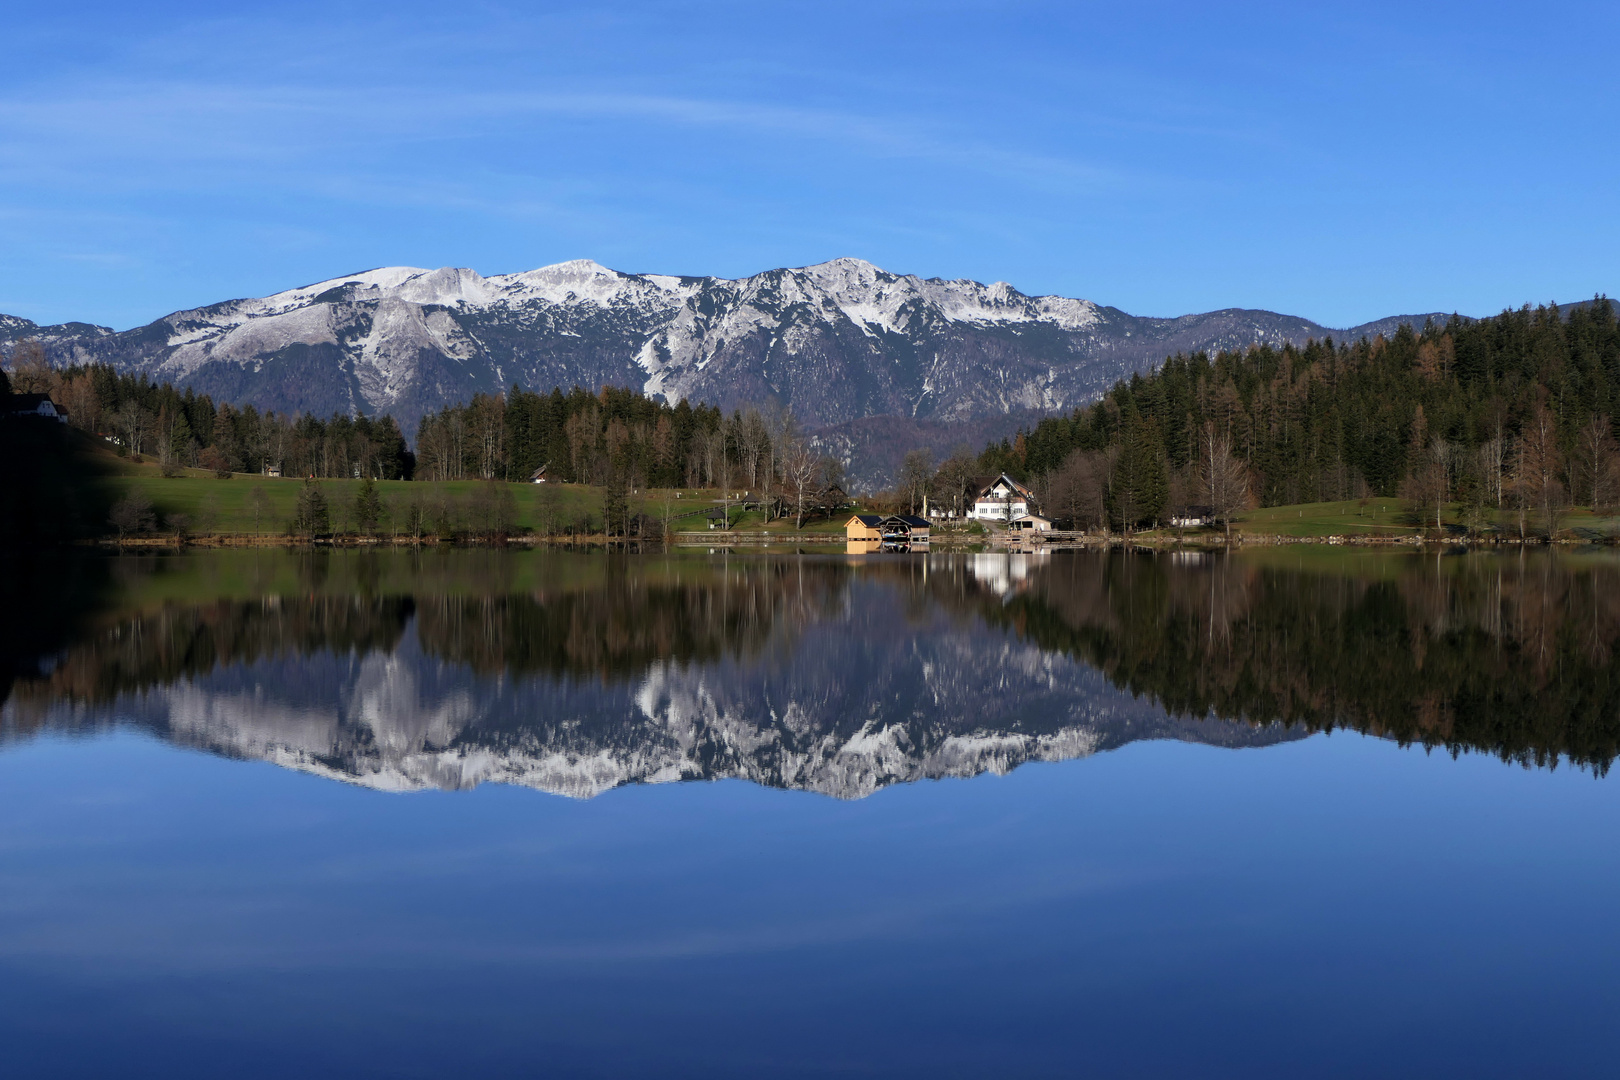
[529,258,616,277]
[799,256,880,272]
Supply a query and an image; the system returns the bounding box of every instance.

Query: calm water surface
[3,548,1619,1078]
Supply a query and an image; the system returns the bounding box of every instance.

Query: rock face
[0,258,1449,442]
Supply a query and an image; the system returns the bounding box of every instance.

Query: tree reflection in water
[973,550,1620,773]
[4,548,1619,792]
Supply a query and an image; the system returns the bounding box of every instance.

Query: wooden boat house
[845,514,931,544]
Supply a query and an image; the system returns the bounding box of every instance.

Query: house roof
[2,393,59,411]
[847,513,930,529]
[971,472,1033,500]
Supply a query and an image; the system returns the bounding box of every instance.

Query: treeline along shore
[3,296,1620,547]
[979,298,1620,539]
[0,344,860,544]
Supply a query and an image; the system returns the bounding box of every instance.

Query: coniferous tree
[603,465,629,537]
[1109,409,1168,531]
[293,482,330,540]
[352,477,383,536]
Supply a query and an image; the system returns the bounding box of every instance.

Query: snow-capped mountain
[0,258,1450,447]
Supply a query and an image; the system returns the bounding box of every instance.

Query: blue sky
[2,1,1615,330]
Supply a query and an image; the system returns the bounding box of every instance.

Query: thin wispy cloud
[1,1,1616,327]
[0,78,1141,198]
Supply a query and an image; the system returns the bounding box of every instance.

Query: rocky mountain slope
[1,259,1451,449]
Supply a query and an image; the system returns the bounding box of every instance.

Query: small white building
[1170,506,1214,528]
[1010,514,1052,532]
[1,394,68,424]
[968,473,1036,522]
[530,464,549,483]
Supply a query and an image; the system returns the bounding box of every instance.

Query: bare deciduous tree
[931,447,976,519]
[249,485,273,540]
[1402,438,1451,533]
[1576,415,1619,512]
[471,394,507,480]
[108,491,155,543]
[115,399,152,457]
[6,339,54,394]
[1048,448,1113,531]
[899,449,934,515]
[783,439,819,528]
[1200,422,1251,539]
[732,408,770,490]
[1512,405,1567,538]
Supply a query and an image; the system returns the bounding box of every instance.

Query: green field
[1229,498,1620,540]
[110,462,703,537]
[1234,498,1425,538]
[104,457,867,537]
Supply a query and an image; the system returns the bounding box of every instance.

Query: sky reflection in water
[2,548,1619,1078]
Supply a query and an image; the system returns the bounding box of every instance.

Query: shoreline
[74,529,1616,551]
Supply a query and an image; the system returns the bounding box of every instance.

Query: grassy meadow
[1230,498,1620,540]
[103,455,864,538]
[108,459,706,537]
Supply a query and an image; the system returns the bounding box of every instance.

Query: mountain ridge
[0,258,1484,482]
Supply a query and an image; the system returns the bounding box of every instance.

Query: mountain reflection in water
[5,548,1620,795]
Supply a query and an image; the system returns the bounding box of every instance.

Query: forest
[978,298,1620,532]
[4,344,846,507]
[415,384,816,492]
[4,343,413,480]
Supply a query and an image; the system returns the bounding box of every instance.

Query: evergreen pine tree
[603,466,629,537]
[353,477,383,536]
[294,481,330,540]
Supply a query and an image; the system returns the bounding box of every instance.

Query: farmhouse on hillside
[0,394,68,424]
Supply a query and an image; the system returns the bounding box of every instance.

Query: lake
[3,547,1619,1078]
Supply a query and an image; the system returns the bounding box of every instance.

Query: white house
[1,394,68,424]
[967,473,1036,522]
[1170,505,1214,528]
